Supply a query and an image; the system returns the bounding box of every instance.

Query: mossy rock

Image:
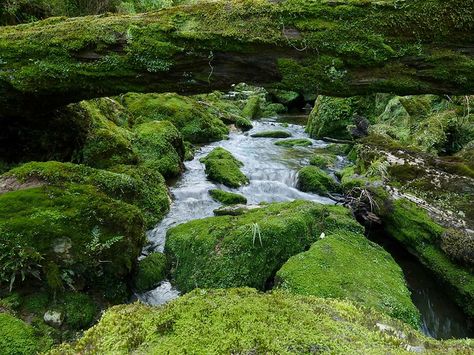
[0,173,145,297]
[235,117,253,131]
[297,166,339,196]
[134,253,168,293]
[241,95,262,119]
[269,89,301,106]
[121,92,229,143]
[165,201,363,292]
[49,288,474,354]
[4,161,170,228]
[276,232,420,328]
[200,147,249,188]
[62,292,97,330]
[306,95,377,140]
[209,189,247,205]
[251,130,292,138]
[381,197,474,318]
[133,120,184,178]
[274,138,312,147]
[309,153,337,169]
[0,313,52,355]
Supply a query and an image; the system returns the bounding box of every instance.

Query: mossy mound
[134,253,167,293]
[0,169,145,299]
[0,312,52,355]
[275,138,312,147]
[276,232,420,327]
[200,147,249,188]
[251,130,292,138]
[120,93,229,143]
[380,198,474,317]
[133,120,184,177]
[309,153,337,169]
[297,166,339,196]
[62,292,97,330]
[50,288,474,354]
[209,189,247,205]
[165,201,363,292]
[4,161,170,228]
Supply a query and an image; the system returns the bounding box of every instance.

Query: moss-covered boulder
[62,292,97,330]
[251,130,292,138]
[134,253,167,293]
[276,232,420,327]
[133,120,185,178]
[380,198,474,318]
[120,93,229,143]
[3,161,170,228]
[50,288,474,354]
[274,138,312,147]
[200,147,249,188]
[309,153,337,169]
[165,201,363,292]
[306,96,377,140]
[0,312,52,355]
[0,164,146,299]
[209,189,247,205]
[297,166,339,196]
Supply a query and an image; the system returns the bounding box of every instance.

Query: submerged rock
[49,288,474,354]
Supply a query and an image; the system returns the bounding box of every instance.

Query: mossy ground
[50,288,474,354]
[165,201,363,292]
[276,231,420,327]
[200,147,249,188]
[275,138,312,147]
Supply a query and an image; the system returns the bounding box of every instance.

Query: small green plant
[366,157,390,181]
[250,223,262,247]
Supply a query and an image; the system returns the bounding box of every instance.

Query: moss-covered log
[0,0,473,117]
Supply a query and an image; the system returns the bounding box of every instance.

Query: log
[0,0,473,117]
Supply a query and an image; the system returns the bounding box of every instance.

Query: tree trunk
[0,0,473,117]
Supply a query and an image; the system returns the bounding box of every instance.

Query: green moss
[251,130,292,138]
[276,232,420,327]
[309,153,337,169]
[62,292,97,330]
[382,198,474,317]
[0,179,145,297]
[165,201,363,292]
[200,147,248,188]
[133,120,184,178]
[121,93,229,143]
[134,253,167,293]
[339,165,367,191]
[269,89,300,106]
[22,292,49,315]
[297,166,339,196]
[50,288,474,354]
[241,95,261,119]
[0,313,52,355]
[274,138,312,147]
[209,189,247,205]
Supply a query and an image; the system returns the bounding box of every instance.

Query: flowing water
[135,115,473,340]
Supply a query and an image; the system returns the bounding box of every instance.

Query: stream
[135,115,472,340]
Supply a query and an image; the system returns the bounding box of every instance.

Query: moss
[276,232,420,327]
[0,313,52,355]
[209,189,247,205]
[121,93,229,143]
[235,117,253,131]
[133,120,184,178]
[251,130,292,138]
[241,95,261,119]
[297,166,339,196]
[200,147,249,188]
[50,288,474,354]
[6,161,170,228]
[21,292,49,315]
[339,165,367,191]
[274,138,312,147]
[381,198,474,317]
[62,292,97,330]
[0,177,145,297]
[134,253,167,293]
[165,201,363,292]
[309,153,337,169]
[269,89,300,106]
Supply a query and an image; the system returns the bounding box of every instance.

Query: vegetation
[50,288,474,354]
[200,147,249,188]
[251,130,292,138]
[275,139,312,147]
[134,252,167,292]
[297,166,339,196]
[209,189,247,205]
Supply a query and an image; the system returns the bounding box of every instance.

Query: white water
[136,116,337,305]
